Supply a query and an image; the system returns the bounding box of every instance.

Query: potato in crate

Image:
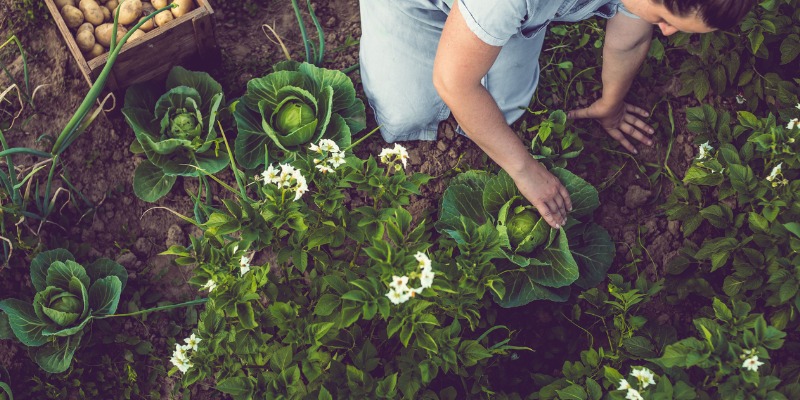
[44,0,218,90]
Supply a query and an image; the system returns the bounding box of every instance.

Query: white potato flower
[767,163,782,182]
[625,388,644,400]
[200,279,217,292]
[742,355,764,372]
[316,164,333,174]
[386,288,412,305]
[630,367,655,388]
[318,139,340,153]
[787,118,798,130]
[414,252,432,270]
[697,141,713,160]
[419,269,435,289]
[618,379,631,391]
[328,151,346,168]
[184,333,201,351]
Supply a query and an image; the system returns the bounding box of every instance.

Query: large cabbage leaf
[233,61,366,169]
[437,167,614,307]
[122,66,229,202]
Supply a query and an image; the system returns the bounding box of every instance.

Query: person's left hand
[568,98,654,154]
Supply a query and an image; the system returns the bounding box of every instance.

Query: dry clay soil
[0,0,700,396]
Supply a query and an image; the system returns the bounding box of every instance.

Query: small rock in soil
[134,237,154,256]
[166,225,185,248]
[624,184,652,209]
[408,148,422,166]
[667,220,680,237]
[115,252,139,270]
[436,141,447,152]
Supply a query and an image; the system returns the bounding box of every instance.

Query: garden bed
[0,0,798,398]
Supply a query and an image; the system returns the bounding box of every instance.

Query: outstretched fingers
[532,198,563,229]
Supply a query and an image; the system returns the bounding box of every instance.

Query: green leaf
[458,340,492,367]
[132,160,177,202]
[30,249,75,292]
[415,331,438,354]
[32,330,84,373]
[556,385,588,400]
[623,336,657,358]
[236,302,258,330]
[216,376,255,398]
[46,260,90,292]
[570,223,613,289]
[551,168,599,218]
[654,338,708,368]
[780,35,800,65]
[527,230,580,288]
[0,299,48,346]
[713,298,733,322]
[88,276,122,316]
[313,294,340,316]
[165,66,224,112]
[270,345,293,370]
[86,259,128,290]
[376,373,398,398]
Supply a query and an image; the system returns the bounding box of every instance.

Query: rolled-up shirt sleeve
[616,2,640,19]
[457,0,528,47]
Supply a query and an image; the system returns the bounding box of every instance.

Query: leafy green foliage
[436,168,613,307]
[233,61,366,169]
[0,249,127,373]
[122,66,229,202]
[662,103,800,327]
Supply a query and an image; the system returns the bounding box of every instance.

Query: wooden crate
[43,0,218,90]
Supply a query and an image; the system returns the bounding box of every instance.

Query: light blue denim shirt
[446,0,638,46]
[359,0,641,142]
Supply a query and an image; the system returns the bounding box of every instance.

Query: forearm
[439,84,534,176]
[600,35,651,103]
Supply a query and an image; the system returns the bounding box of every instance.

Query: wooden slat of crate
[43,0,217,90]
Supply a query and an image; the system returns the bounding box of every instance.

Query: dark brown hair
[653,0,756,29]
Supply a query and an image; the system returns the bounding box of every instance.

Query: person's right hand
[509,158,572,229]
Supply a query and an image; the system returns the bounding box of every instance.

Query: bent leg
[359,0,451,142]
[483,30,547,127]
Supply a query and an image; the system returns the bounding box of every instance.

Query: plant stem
[290,0,312,64]
[344,125,381,152]
[100,298,208,319]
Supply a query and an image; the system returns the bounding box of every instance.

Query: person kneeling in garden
[359,0,754,229]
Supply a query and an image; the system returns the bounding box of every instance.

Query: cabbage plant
[435,168,614,307]
[0,249,127,373]
[122,66,228,202]
[233,61,366,169]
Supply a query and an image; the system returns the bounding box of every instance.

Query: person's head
[622,0,756,36]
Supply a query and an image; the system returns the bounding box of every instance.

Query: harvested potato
[61,5,84,29]
[54,0,75,9]
[87,43,104,59]
[101,6,111,21]
[79,0,105,26]
[95,23,128,47]
[76,29,96,52]
[137,3,156,31]
[151,0,167,8]
[154,9,173,27]
[170,0,194,18]
[106,0,118,13]
[115,0,142,25]
[128,29,147,42]
[77,22,94,34]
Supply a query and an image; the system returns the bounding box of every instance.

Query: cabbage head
[233,61,366,169]
[0,249,127,373]
[122,66,228,202]
[436,168,614,307]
